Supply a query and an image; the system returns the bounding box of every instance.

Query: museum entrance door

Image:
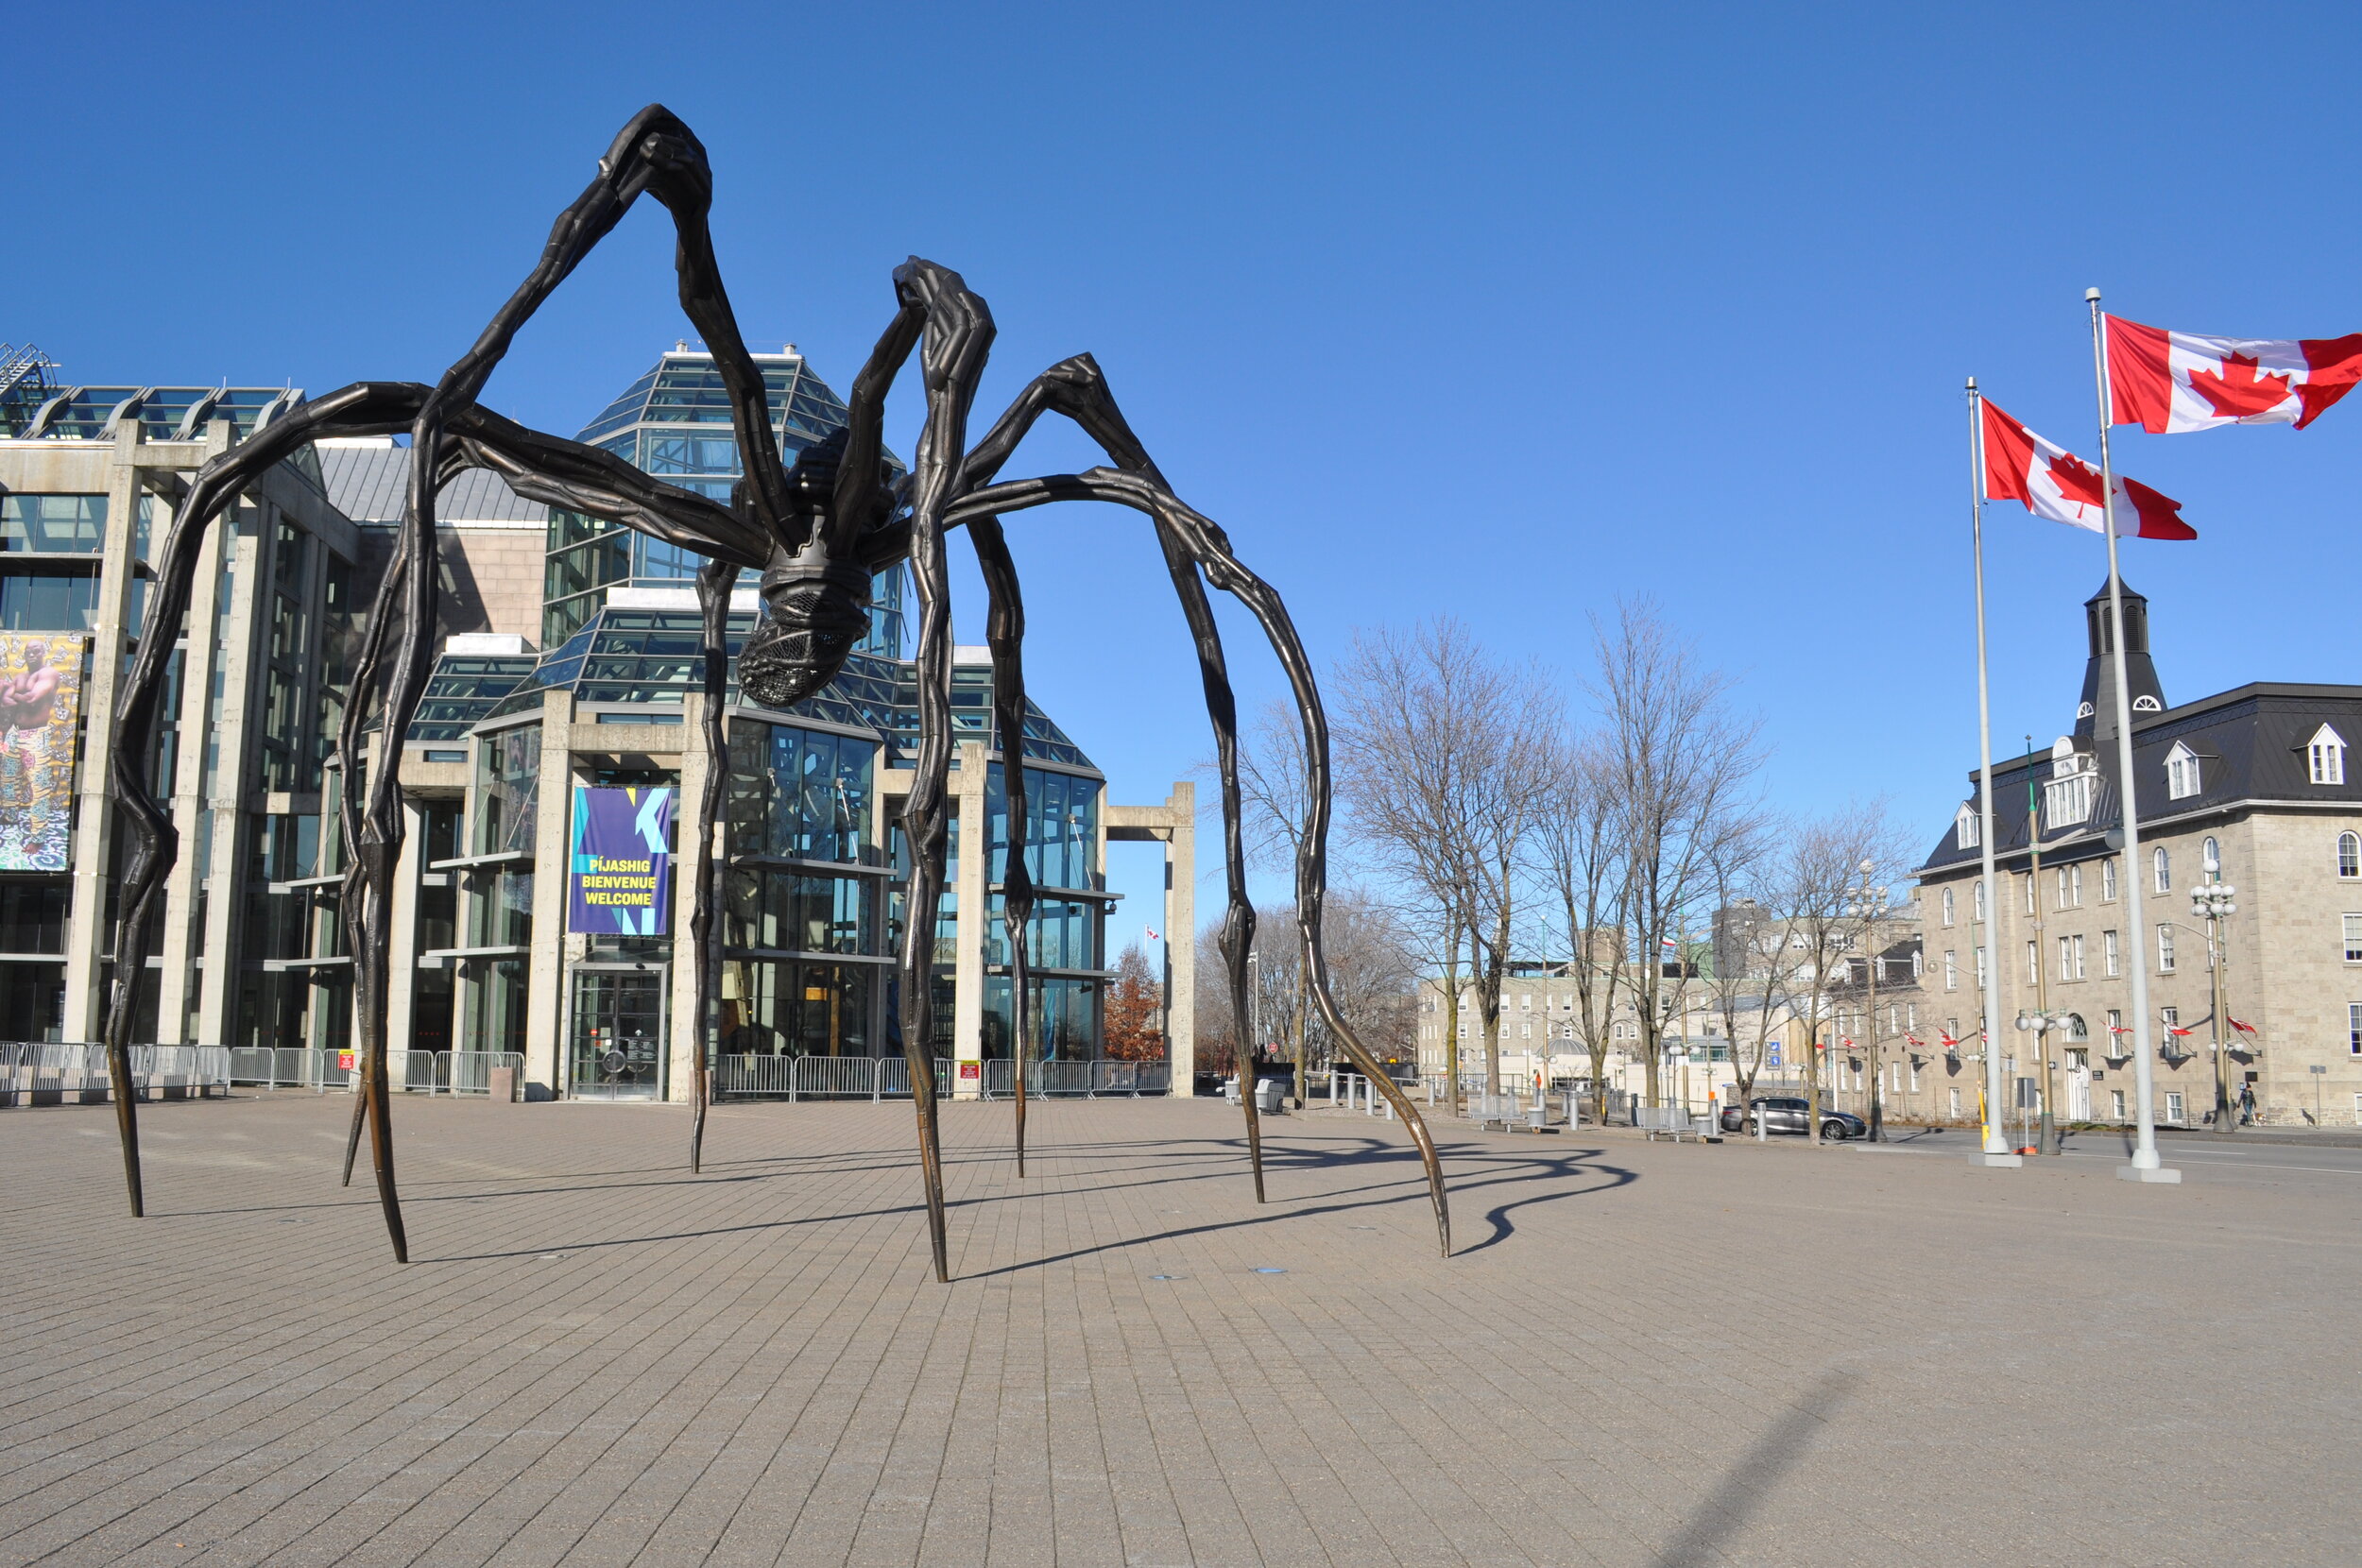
[570,967,666,1099]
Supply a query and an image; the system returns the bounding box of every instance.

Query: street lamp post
[1846,860,1884,1142]
[2013,1007,2074,1151]
[2191,871,2238,1137]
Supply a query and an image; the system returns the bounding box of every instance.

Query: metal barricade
[441,1051,522,1095]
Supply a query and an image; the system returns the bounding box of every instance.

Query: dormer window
[1955,803,1980,849]
[2043,753,2093,828]
[2309,724,2346,786]
[2165,741,2201,800]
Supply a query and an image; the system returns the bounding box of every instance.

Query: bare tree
[1765,802,1906,1142]
[1192,892,1421,1085]
[1698,812,1800,1110]
[1537,730,1629,1124]
[1333,619,1550,1109]
[1588,599,1765,1110]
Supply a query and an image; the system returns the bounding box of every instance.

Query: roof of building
[317,438,546,527]
[1919,681,2362,877]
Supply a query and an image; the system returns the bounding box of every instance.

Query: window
[1955,803,1981,848]
[2201,836,2220,881]
[2106,1009,2123,1051]
[1942,887,1956,928]
[2346,914,2362,963]
[1943,950,1959,990]
[2165,1092,2185,1123]
[1949,1088,1961,1118]
[2111,1089,2127,1119]
[2340,833,2360,879]
[2069,934,2085,980]
[1908,1060,1921,1092]
[2157,925,2176,972]
[2166,741,2202,800]
[2349,1003,2362,1055]
[2102,859,2118,901]
[2057,936,2070,980]
[1974,880,1987,922]
[2161,1006,2180,1031]
[2056,868,2070,909]
[2066,1014,2088,1042]
[2310,724,2347,785]
[2103,929,2120,977]
[2026,941,2039,983]
[2070,865,2083,906]
[2045,769,2093,827]
[2023,875,2036,915]
[2153,846,2171,894]
[1974,946,1988,989]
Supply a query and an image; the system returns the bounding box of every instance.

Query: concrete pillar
[195,492,266,1048]
[152,486,221,1044]
[522,690,573,1099]
[666,691,712,1102]
[384,795,425,1084]
[63,424,154,1043]
[1165,781,1196,1094]
[950,741,988,1098]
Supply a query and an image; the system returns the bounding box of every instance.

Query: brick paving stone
[3,1092,2358,1565]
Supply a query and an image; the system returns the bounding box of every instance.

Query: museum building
[0,343,1195,1099]
[1915,578,2362,1129]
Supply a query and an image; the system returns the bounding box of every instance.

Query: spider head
[739,541,871,709]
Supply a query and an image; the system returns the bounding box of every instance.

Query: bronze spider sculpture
[98,105,1451,1279]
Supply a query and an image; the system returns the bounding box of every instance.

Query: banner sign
[0,633,84,871]
[567,785,673,934]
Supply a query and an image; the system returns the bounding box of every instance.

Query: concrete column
[666,691,711,1102]
[150,489,215,1044]
[1165,781,1196,1094]
[950,741,988,1098]
[195,493,267,1048]
[522,690,573,1099]
[384,795,425,1085]
[1107,782,1196,1094]
[62,425,153,1043]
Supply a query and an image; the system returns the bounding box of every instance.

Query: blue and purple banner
[567,785,674,935]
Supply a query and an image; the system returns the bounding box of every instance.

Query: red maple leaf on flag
[2045,450,2108,511]
[2189,350,2294,418]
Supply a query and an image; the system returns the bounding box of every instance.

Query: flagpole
[2085,288,2180,1184]
[1966,378,2020,1167]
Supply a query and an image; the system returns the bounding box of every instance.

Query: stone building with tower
[1913,579,2362,1129]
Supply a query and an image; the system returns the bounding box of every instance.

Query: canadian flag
[2107,315,2362,434]
[1981,399,2195,540]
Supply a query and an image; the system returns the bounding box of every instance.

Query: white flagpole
[2085,289,2180,1184]
[1966,378,2020,1167]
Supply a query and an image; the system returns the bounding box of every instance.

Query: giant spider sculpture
[98,106,1451,1280]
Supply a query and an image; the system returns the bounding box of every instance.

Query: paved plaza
[1,1093,2353,1567]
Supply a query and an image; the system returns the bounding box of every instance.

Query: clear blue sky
[11,3,2362,946]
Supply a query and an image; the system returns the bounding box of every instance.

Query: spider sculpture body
[97,106,1451,1279]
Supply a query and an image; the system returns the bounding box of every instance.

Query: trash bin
[1254,1078,1287,1115]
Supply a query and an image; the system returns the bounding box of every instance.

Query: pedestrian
[2238,1082,2257,1125]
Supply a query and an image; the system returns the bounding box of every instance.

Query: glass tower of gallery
[409,347,1110,1098]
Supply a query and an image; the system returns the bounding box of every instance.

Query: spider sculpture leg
[687,555,734,1172]
[955,358,1271,1199]
[100,383,754,1236]
[967,518,1036,1176]
[885,259,996,1284]
[945,466,1453,1257]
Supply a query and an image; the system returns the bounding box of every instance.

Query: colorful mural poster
[566,785,674,934]
[0,633,85,872]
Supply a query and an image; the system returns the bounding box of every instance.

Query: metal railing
[713,1054,955,1100]
[226,1048,524,1097]
[0,1043,230,1104]
[979,1059,1171,1099]
[714,1054,1169,1100]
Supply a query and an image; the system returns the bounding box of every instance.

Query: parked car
[1720,1096,1865,1140]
